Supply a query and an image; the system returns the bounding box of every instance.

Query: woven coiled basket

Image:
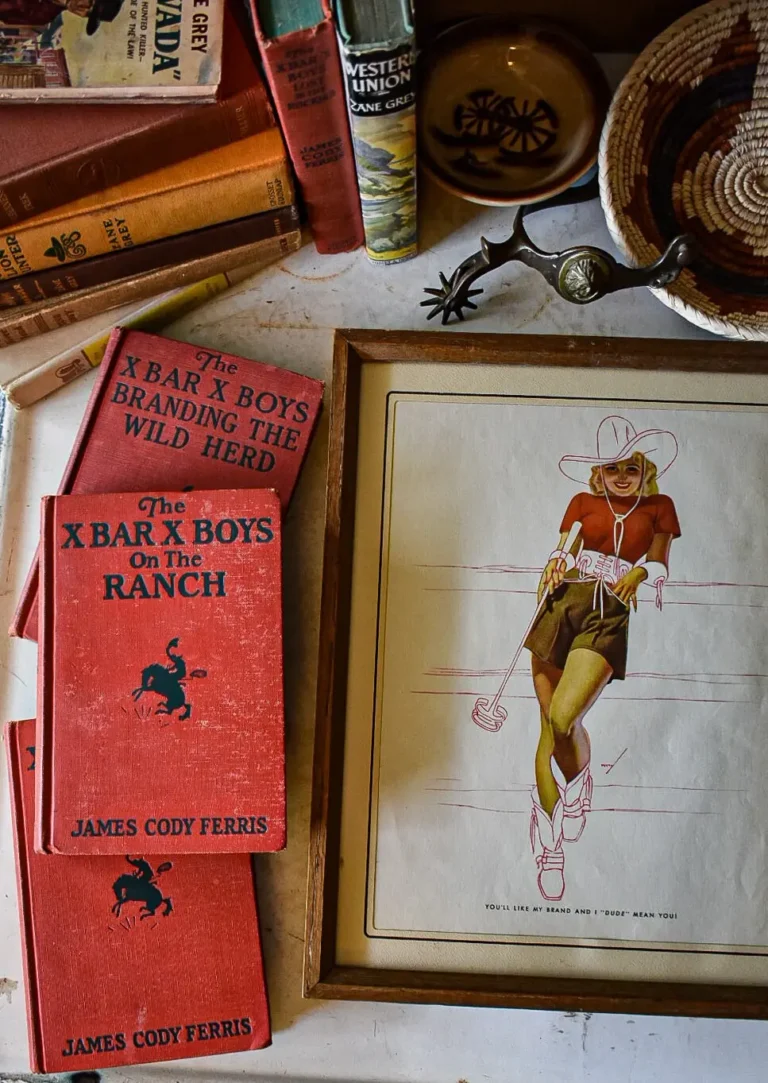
[600,0,768,339]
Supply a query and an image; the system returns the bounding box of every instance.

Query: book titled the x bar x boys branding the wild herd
[37,487,286,855]
[2,328,322,1063]
[11,327,324,641]
[6,719,272,1072]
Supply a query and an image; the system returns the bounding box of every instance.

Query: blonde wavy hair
[589,452,659,496]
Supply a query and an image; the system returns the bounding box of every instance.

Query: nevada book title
[125,0,213,79]
[0,0,219,94]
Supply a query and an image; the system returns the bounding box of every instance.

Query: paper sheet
[362,390,768,955]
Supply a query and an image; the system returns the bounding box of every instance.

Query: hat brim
[559,429,678,485]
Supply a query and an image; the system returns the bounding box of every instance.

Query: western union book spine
[335,0,417,264]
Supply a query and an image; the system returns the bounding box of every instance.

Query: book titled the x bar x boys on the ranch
[36,488,285,855]
[6,719,272,1073]
[11,327,323,641]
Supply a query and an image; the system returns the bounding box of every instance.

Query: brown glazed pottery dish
[419,17,610,207]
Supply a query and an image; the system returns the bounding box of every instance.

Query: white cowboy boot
[558,764,593,844]
[530,794,565,901]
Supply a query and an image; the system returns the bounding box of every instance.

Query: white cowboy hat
[559,415,678,485]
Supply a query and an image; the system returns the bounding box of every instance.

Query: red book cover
[37,488,285,856]
[249,0,364,254]
[6,719,271,1073]
[11,327,323,642]
[0,8,275,231]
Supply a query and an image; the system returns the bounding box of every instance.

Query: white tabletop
[1,179,764,1083]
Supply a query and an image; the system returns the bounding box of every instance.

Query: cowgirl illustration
[525,416,681,900]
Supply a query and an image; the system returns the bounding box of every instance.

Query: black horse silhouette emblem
[111,856,173,919]
[132,638,206,720]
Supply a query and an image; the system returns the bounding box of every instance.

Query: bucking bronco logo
[132,638,206,720]
[111,856,173,920]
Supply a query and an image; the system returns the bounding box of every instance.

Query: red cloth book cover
[36,488,285,856]
[0,7,275,231]
[11,327,323,641]
[249,0,364,254]
[6,718,271,1074]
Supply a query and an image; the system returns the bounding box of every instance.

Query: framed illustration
[305,328,768,1016]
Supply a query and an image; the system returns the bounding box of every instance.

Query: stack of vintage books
[0,0,421,406]
[5,327,323,1072]
[0,1,302,406]
[250,0,416,263]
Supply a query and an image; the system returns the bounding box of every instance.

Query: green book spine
[337,31,417,264]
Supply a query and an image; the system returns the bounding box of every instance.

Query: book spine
[0,145,293,281]
[0,87,274,232]
[0,205,300,309]
[253,13,363,254]
[3,274,239,409]
[9,327,130,642]
[37,498,56,855]
[0,231,300,343]
[8,547,39,641]
[338,37,418,264]
[4,723,44,1071]
[0,86,221,106]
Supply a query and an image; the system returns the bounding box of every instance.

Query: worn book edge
[0,203,300,310]
[250,0,363,254]
[36,501,56,856]
[8,327,127,642]
[5,720,44,1071]
[0,230,301,342]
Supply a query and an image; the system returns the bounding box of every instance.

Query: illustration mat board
[329,343,768,994]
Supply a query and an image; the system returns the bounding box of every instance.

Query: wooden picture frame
[304,328,768,1017]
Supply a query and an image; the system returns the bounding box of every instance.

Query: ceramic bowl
[419,17,610,207]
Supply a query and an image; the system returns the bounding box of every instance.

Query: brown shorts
[524,579,630,680]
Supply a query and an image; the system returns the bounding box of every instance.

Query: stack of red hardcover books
[4,327,323,1072]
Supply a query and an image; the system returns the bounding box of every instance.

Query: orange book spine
[0,129,292,281]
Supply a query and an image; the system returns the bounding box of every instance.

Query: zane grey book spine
[37,488,286,856]
[6,719,272,1074]
[0,129,292,282]
[0,8,274,231]
[0,205,300,309]
[249,0,363,254]
[10,327,323,642]
[335,0,417,264]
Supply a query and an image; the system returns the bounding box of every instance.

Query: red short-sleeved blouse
[560,492,681,565]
